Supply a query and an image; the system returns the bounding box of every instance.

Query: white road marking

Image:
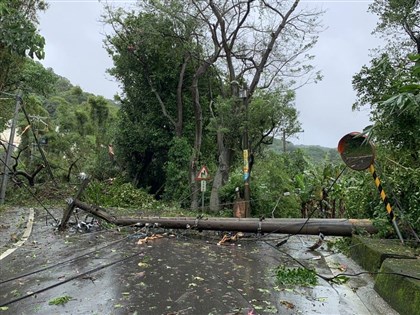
[0,208,35,260]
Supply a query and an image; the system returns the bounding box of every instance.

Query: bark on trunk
[190,173,200,210]
[209,131,231,211]
[188,53,217,209]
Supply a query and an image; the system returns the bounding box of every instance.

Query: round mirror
[337,132,375,171]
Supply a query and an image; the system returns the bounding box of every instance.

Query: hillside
[268,138,341,164]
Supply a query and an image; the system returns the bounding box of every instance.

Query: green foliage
[331,275,350,285]
[251,152,301,218]
[268,139,340,164]
[20,59,58,96]
[219,151,304,218]
[0,0,47,59]
[248,89,301,148]
[48,295,72,306]
[368,0,420,57]
[0,0,47,107]
[275,265,318,287]
[104,5,207,194]
[353,0,420,235]
[352,54,403,111]
[352,53,420,234]
[103,1,321,209]
[84,179,158,209]
[339,171,377,219]
[0,58,119,184]
[163,138,192,202]
[326,237,352,256]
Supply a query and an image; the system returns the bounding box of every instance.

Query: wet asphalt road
[0,207,399,315]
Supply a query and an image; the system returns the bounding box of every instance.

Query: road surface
[0,207,398,314]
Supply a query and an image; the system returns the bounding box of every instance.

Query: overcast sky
[38,0,382,148]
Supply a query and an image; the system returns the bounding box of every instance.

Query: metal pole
[369,164,404,244]
[0,94,21,205]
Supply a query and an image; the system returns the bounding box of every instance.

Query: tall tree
[88,96,110,148]
[369,0,420,56]
[104,1,321,210]
[190,0,323,211]
[353,0,420,151]
[104,4,205,193]
[0,0,48,134]
[352,0,420,233]
[353,0,420,110]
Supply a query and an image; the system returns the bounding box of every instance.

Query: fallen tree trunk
[72,199,377,236]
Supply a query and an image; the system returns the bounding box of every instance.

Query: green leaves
[48,295,72,306]
[0,4,45,59]
[331,275,350,285]
[353,46,420,234]
[275,265,318,287]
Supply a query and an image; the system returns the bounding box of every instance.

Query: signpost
[195,165,210,212]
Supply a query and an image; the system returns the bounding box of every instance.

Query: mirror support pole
[368,164,404,244]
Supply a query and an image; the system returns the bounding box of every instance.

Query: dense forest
[0,0,419,237]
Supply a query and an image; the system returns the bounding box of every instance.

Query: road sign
[200,180,206,192]
[195,165,210,181]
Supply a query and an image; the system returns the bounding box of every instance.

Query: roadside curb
[350,235,420,315]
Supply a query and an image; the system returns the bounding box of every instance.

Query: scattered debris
[307,233,325,251]
[275,265,318,287]
[137,234,164,245]
[280,300,295,309]
[48,295,72,306]
[217,232,244,245]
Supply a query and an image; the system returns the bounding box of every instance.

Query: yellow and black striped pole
[369,164,404,244]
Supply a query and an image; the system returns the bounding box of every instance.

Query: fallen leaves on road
[48,295,72,306]
[217,232,244,245]
[137,233,164,245]
[280,300,295,309]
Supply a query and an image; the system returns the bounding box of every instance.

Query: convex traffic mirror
[337,132,375,171]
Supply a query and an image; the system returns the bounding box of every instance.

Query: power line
[0,248,145,307]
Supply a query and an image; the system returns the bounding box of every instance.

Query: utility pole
[21,106,58,186]
[240,87,251,217]
[0,94,21,205]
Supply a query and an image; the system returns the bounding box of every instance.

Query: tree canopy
[103,0,323,210]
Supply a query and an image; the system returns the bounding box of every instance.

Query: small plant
[331,275,350,284]
[326,237,352,256]
[48,295,72,306]
[275,265,318,287]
